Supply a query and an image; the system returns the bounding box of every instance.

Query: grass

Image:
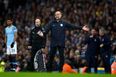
[0,72,116,77]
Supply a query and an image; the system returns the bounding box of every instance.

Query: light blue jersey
[5,25,17,46]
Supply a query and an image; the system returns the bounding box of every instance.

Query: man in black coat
[44,11,89,72]
[84,28,100,73]
[28,18,46,71]
[99,28,111,73]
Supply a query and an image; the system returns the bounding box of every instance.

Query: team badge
[60,24,63,27]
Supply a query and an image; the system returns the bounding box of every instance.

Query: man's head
[99,28,106,36]
[6,18,13,26]
[55,11,62,20]
[91,28,99,36]
[35,18,41,27]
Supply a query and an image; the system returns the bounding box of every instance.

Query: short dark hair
[6,13,13,21]
[33,17,41,22]
[6,17,13,21]
[93,27,99,32]
[55,10,63,14]
[35,17,41,20]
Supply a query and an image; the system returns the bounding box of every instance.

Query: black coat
[29,26,46,50]
[99,35,111,55]
[44,20,82,47]
[84,35,100,55]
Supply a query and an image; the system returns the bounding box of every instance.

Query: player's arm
[11,26,18,48]
[14,32,18,42]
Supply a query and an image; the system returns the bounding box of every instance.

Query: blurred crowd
[0,0,116,72]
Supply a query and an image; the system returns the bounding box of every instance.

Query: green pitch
[0,72,116,77]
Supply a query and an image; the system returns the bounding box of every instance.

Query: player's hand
[37,31,44,37]
[82,25,89,32]
[10,42,15,48]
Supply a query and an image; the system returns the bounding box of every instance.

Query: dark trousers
[100,53,111,73]
[85,54,98,73]
[28,48,38,71]
[47,46,64,72]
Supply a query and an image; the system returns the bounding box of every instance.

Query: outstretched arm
[65,22,89,31]
[44,21,51,34]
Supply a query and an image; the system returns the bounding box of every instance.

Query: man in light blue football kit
[4,18,18,71]
[4,18,18,55]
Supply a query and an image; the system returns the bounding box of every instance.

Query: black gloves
[11,42,15,48]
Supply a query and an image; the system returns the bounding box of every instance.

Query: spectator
[45,10,89,72]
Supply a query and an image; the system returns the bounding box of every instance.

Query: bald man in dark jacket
[44,11,89,72]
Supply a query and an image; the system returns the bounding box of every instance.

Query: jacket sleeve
[42,35,46,48]
[65,21,82,30]
[102,36,111,47]
[28,30,32,46]
[44,21,51,34]
[41,28,46,48]
[83,36,90,44]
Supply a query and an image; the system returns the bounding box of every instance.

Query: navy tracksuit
[99,35,111,73]
[84,35,100,72]
[44,20,82,71]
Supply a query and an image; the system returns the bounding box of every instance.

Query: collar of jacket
[35,26,41,29]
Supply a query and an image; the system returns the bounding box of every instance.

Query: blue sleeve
[13,26,17,33]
